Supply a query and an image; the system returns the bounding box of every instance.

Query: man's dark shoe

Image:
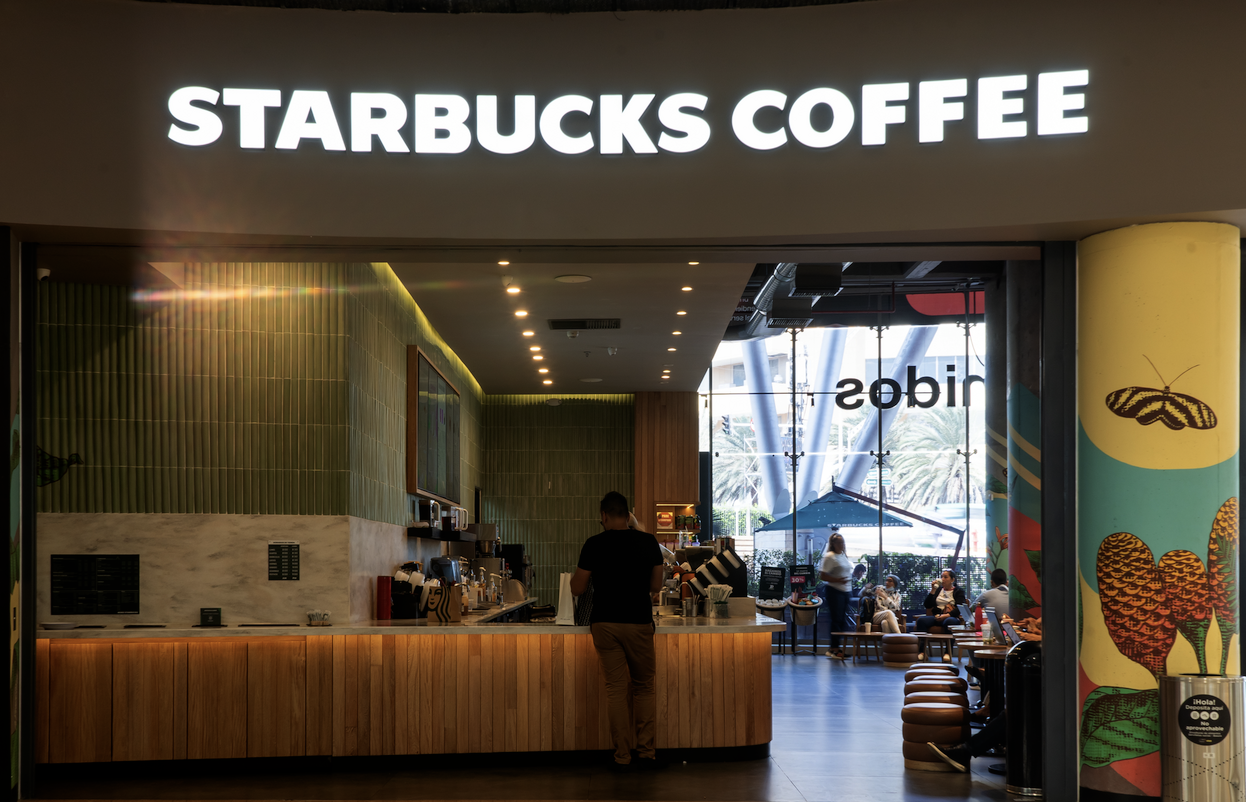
[927,742,970,773]
[634,755,668,772]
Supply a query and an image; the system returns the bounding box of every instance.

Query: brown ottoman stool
[903,739,953,768]
[905,667,959,682]
[908,662,958,675]
[904,690,970,708]
[881,634,921,667]
[903,676,969,696]
[901,703,969,772]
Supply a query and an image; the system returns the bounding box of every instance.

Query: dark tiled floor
[37,653,1006,801]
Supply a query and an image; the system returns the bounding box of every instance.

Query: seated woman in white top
[872,575,904,633]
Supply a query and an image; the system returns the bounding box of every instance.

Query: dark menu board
[417,351,460,503]
[759,566,786,600]
[790,565,815,591]
[51,554,140,615]
[268,541,300,580]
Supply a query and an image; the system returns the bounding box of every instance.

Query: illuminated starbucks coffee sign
[166,70,1088,154]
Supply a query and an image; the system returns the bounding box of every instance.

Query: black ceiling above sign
[134,0,870,13]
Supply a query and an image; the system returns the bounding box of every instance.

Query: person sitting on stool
[914,569,966,661]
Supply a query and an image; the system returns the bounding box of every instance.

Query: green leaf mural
[1026,549,1042,584]
[1010,574,1040,616]
[1081,687,1161,768]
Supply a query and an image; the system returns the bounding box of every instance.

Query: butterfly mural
[1104,356,1216,431]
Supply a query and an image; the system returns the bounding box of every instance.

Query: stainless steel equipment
[1161,674,1245,802]
[471,557,505,578]
[429,556,460,585]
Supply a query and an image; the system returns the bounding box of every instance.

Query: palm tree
[884,406,984,509]
[713,416,762,506]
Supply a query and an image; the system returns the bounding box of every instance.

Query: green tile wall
[481,394,634,605]
[37,263,351,513]
[345,263,482,525]
[35,261,484,523]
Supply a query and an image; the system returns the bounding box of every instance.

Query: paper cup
[863,622,872,633]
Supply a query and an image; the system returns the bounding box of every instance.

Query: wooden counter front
[35,630,772,763]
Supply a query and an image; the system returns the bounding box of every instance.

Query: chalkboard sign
[790,564,815,591]
[759,566,786,600]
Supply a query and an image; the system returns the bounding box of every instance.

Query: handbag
[574,581,594,626]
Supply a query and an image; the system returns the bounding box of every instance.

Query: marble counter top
[37,607,786,638]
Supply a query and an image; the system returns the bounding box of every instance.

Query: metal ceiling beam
[904,260,943,278]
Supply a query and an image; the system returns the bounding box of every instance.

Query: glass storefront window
[703,322,989,600]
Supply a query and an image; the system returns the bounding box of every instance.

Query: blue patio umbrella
[756,486,912,532]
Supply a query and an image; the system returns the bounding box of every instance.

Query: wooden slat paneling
[306,635,333,756]
[35,639,50,764]
[248,640,306,757]
[49,641,112,763]
[187,641,247,760]
[113,642,177,761]
[634,391,700,532]
[38,630,773,763]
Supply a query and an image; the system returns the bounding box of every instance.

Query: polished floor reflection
[37,653,1008,801]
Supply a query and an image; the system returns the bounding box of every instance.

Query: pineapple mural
[1208,498,1239,675]
[1097,533,1176,679]
[1156,549,1212,675]
[1077,222,1240,799]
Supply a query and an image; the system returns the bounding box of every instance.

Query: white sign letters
[167,70,1089,155]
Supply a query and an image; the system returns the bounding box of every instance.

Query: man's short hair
[991,568,1008,587]
[600,491,629,518]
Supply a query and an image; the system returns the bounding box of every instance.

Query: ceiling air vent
[766,297,814,328]
[548,319,621,330]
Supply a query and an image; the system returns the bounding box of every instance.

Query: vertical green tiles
[481,394,634,606]
[37,263,351,514]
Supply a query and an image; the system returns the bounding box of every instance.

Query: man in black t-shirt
[571,491,664,771]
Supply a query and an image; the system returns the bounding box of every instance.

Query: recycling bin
[1005,640,1043,797]
[1160,674,1245,802]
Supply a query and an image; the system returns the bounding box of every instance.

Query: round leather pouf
[883,633,919,646]
[903,677,968,696]
[882,652,921,668]
[905,668,957,682]
[901,722,969,745]
[905,690,969,708]
[908,662,958,674]
[901,703,970,726]
[902,740,952,763]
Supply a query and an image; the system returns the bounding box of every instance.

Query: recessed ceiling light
[554,275,593,284]
[681,286,693,291]
[687,261,700,266]
[515,310,528,317]
[530,346,541,351]
[533,355,544,360]
[543,379,553,385]
[672,331,682,335]
[506,286,521,294]
[676,311,687,316]
[538,368,549,374]
[661,375,670,379]
[580,378,603,383]
[522,330,535,336]
[663,370,671,374]
[498,260,511,266]
[667,347,677,352]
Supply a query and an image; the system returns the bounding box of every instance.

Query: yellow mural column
[1078,222,1241,799]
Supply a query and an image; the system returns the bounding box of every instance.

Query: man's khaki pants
[590,622,656,764]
